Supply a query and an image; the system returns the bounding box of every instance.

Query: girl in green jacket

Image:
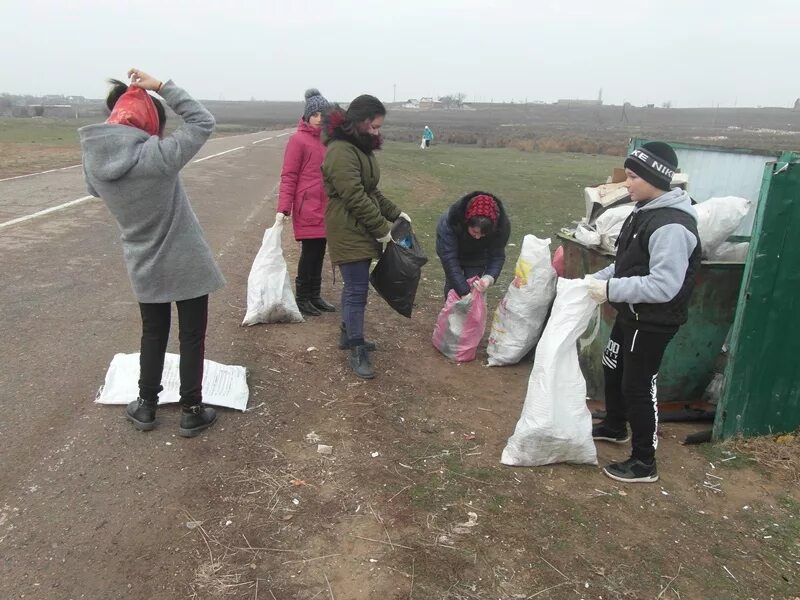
[322,95,411,380]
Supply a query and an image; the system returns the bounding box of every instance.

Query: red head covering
[106,87,160,136]
[465,194,498,223]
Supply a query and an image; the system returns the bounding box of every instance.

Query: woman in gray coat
[80,68,223,437]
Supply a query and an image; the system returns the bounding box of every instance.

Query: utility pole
[393,83,396,103]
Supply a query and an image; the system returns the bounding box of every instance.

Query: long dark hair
[106,78,166,133]
[323,94,386,154]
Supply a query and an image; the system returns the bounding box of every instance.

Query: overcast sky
[1,0,797,107]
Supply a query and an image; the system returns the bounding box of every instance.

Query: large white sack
[695,196,751,258]
[574,224,600,246]
[501,278,598,466]
[242,219,304,325]
[707,241,750,262]
[487,235,557,366]
[595,204,634,253]
[96,353,250,411]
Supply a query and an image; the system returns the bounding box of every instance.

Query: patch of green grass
[0,117,259,147]
[0,117,96,145]
[487,494,510,514]
[695,443,752,470]
[402,441,509,511]
[779,494,800,513]
[771,494,800,549]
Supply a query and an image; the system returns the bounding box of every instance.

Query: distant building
[402,99,420,109]
[419,97,443,110]
[794,98,800,111]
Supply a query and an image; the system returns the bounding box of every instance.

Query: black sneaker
[603,457,658,483]
[126,397,157,431]
[179,405,217,438]
[338,324,376,351]
[592,422,630,444]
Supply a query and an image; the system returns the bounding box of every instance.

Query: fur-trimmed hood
[322,107,383,155]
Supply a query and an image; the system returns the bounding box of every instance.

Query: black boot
[310,277,336,313]
[338,323,377,351]
[126,397,158,431]
[179,404,217,438]
[349,344,375,379]
[296,277,321,317]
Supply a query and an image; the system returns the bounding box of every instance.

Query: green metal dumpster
[714,152,800,439]
[559,234,744,408]
[563,138,783,409]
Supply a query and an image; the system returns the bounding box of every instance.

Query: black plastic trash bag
[370,218,428,318]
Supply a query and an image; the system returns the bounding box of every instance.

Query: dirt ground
[2,134,798,600]
[162,233,799,600]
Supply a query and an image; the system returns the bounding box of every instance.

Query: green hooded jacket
[322,139,400,265]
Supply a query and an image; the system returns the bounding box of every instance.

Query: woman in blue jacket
[435,191,511,298]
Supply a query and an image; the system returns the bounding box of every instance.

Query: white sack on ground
[242,219,304,325]
[695,196,751,258]
[96,353,249,411]
[487,235,557,366]
[501,278,598,466]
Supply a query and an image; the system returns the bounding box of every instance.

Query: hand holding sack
[471,275,494,293]
[583,275,608,304]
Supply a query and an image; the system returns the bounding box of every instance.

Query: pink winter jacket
[277,119,328,240]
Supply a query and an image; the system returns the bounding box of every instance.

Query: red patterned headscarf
[107,87,160,136]
[465,194,498,223]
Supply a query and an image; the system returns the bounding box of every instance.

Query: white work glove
[471,275,495,293]
[398,211,412,223]
[583,275,608,304]
[376,232,392,244]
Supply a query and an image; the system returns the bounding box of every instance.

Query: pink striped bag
[432,279,488,363]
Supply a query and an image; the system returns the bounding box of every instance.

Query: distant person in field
[322,95,412,380]
[79,68,221,438]
[586,141,700,484]
[276,88,335,317]
[421,125,434,148]
[435,192,511,300]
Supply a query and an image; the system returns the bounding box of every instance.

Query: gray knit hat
[304,88,330,120]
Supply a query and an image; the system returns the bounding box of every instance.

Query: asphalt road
[0,126,294,598]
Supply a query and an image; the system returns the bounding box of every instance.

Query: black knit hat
[303,88,330,121]
[624,141,678,191]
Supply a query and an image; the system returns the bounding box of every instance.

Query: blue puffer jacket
[435,191,511,296]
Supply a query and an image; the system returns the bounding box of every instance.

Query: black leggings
[138,295,209,407]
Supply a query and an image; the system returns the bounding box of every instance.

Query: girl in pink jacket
[277,89,334,316]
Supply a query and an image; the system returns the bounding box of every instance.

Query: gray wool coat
[79,80,225,303]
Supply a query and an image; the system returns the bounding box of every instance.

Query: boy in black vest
[585,142,701,483]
